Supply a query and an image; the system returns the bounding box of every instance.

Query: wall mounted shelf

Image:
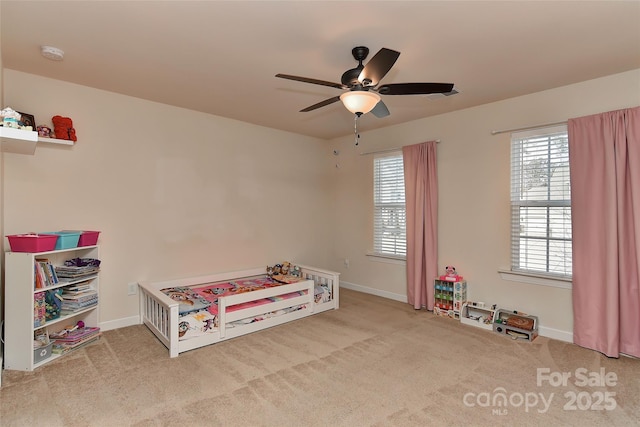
[0,127,38,155]
[38,136,74,146]
[1,127,74,155]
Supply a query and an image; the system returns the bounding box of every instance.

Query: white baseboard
[340,280,408,303]
[340,280,573,343]
[100,315,141,332]
[539,325,573,343]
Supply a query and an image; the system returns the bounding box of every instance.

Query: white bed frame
[138,265,339,357]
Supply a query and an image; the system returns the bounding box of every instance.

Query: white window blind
[510,125,572,278]
[373,153,406,257]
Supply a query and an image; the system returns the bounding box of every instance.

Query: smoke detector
[41,46,64,61]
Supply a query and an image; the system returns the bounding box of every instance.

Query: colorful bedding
[177,310,217,339]
[162,286,211,315]
[314,283,331,304]
[194,276,304,315]
[161,275,314,340]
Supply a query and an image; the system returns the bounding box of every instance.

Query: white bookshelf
[4,245,100,371]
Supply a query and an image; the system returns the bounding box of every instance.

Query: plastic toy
[37,125,53,137]
[439,265,463,282]
[290,265,301,277]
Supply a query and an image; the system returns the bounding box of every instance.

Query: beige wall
[3,67,639,339]
[2,69,333,329]
[328,69,640,340]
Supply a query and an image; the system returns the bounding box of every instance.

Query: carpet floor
[1,289,638,426]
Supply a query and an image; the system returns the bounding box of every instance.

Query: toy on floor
[493,309,539,341]
[439,265,463,282]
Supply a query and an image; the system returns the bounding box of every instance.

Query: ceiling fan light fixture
[340,91,381,115]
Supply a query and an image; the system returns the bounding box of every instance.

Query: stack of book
[60,282,98,315]
[50,326,101,354]
[55,265,100,279]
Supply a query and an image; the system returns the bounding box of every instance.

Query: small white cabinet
[4,245,100,371]
[460,302,497,331]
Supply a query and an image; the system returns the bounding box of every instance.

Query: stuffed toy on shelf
[52,115,77,141]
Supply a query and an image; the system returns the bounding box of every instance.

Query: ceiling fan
[276,46,455,118]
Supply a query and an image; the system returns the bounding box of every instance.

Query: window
[373,153,406,258]
[510,125,572,278]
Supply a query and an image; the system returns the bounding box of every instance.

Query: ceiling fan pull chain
[354,114,360,146]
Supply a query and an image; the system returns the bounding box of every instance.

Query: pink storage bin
[7,234,59,253]
[62,230,100,246]
[78,230,100,246]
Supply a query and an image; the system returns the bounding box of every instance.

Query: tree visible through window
[373,153,406,257]
[510,125,572,278]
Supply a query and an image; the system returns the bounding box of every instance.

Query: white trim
[499,269,572,290]
[366,252,406,265]
[539,325,573,343]
[100,315,141,332]
[340,280,407,303]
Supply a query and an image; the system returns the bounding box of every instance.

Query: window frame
[372,151,407,260]
[509,124,572,282]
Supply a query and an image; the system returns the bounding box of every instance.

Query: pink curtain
[403,141,438,310]
[569,106,640,358]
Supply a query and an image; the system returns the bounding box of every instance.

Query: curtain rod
[359,140,441,156]
[491,121,567,135]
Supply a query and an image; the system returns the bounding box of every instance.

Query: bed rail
[139,284,181,357]
[138,264,339,358]
[298,264,340,310]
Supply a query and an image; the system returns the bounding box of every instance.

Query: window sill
[366,252,406,265]
[498,269,572,290]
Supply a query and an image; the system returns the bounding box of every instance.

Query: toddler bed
[138,264,339,357]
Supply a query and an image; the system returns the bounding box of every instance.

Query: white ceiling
[2,1,639,140]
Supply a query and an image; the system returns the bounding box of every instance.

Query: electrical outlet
[344,258,350,268]
[128,282,138,296]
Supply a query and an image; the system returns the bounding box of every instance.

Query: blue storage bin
[42,231,81,250]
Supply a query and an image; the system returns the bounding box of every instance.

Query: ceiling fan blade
[377,82,455,95]
[276,74,346,90]
[300,96,341,112]
[358,48,400,87]
[371,100,390,118]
